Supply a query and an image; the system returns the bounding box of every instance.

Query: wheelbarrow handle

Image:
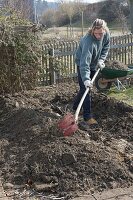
[75,68,100,122]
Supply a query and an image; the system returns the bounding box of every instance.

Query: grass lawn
[43,25,128,40]
[107,87,133,106]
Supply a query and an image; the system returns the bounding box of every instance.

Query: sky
[46,0,104,3]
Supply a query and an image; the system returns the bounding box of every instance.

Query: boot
[85,118,98,128]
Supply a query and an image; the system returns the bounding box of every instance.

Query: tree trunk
[129,0,133,33]
[70,16,72,37]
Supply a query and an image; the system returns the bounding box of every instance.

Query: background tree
[36,0,48,18]
[74,0,86,36]
[117,1,129,34]
[58,0,77,36]
[41,8,56,27]
[129,0,133,33]
[98,0,129,33]
[2,0,35,22]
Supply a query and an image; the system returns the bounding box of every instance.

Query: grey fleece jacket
[75,32,110,82]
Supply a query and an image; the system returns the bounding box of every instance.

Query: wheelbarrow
[95,65,133,91]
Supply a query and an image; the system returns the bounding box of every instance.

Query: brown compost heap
[105,60,128,70]
[0,81,133,199]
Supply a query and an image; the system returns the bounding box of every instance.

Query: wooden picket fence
[39,34,133,85]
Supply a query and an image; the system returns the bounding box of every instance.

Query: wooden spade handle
[75,68,100,122]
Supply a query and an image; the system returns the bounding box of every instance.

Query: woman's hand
[98,60,105,70]
[84,80,93,88]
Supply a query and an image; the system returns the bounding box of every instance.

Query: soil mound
[105,60,128,70]
[0,82,133,199]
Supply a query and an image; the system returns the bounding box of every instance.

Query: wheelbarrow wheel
[95,73,112,91]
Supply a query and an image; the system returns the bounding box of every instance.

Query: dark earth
[105,60,128,70]
[0,80,133,199]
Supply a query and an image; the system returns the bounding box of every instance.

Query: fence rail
[39,34,133,85]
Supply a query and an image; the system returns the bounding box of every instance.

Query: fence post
[81,11,84,36]
[49,47,56,85]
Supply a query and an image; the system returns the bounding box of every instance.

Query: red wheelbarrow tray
[102,65,133,79]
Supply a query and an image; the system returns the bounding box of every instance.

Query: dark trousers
[73,66,96,121]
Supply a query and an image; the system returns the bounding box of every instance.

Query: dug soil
[105,60,128,70]
[0,82,133,199]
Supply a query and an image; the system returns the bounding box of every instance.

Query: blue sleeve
[99,33,110,61]
[79,39,93,82]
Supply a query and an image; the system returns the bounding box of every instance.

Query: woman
[73,18,110,127]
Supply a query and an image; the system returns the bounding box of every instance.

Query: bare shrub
[0,9,41,94]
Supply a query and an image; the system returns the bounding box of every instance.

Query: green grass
[107,87,133,106]
[71,20,91,28]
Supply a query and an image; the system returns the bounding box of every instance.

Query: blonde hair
[88,18,109,35]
